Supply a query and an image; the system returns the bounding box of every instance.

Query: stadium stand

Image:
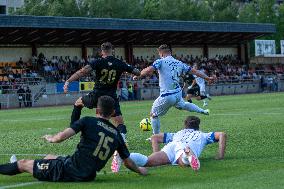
[0,15,282,109]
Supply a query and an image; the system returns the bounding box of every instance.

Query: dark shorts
[187,85,201,97]
[33,156,96,182]
[81,89,122,116]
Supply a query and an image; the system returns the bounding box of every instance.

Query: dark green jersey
[89,56,134,92]
[68,117,130,178]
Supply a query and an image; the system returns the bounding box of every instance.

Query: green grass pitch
[0,93,284,189]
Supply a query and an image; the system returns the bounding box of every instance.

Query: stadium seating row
[0,69,24,75]
[0,62,17,67]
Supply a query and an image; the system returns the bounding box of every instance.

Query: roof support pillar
[244,43,249,65]
[203,44,208,58]
[82,44,87,60]
[32,43,37,56]
[125,44,133,64]
[238,44,242,60]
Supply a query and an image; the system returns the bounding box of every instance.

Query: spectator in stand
[133,81,139,100]
[17,57,24,68]
[17,86,25,108]
[127,82,133,101]
[25,86,32,107]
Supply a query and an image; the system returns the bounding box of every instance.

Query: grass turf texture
[0,93,284,189]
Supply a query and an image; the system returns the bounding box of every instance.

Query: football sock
[71,105,82,124]
[117,124,127,143]
[130,153,148,167]
[0,162,21,175]
[188,99,193,103]
[151,117,160,134]
[200,95,207,100]
[182,102,204,113]
[117,124,127,134]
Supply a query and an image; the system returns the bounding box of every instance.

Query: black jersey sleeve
[121,62,134,73]
[116,133,130,160]
[89,59,99,70]
[70,117,86,133]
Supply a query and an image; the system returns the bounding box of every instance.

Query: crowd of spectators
[0,58,41,94]
[1,52,283,95]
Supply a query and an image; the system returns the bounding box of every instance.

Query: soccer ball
[139,118,152,131]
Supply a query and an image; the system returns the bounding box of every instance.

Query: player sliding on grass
[135,44,215,134]
[130,116,226,170]
[63,42,140,172]
[0,96,147,181]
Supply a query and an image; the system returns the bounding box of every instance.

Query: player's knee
[112,116,124,125]
[150,113,158,119]
[17,159,28,171]
[75,97,84,107]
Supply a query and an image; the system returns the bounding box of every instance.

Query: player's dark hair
[184,116,200,130]
[158,44,171,53]
[97,95,115,117]
[101,42,113,51]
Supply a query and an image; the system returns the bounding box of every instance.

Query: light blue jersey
[163,129,218,157]
[152,56,191,94]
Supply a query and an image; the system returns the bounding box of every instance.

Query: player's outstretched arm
[151,133,164,152]
[214,132,227,160]
[64,65,93,93]
[141,66,155,77]
[190,69,215,84]
[132,68,141,76]
[123,158,148,176]
[42,128,76,143]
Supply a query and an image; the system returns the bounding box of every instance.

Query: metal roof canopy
[0,15,276,45]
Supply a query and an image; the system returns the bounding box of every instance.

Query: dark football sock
[71,105,82,124]
[200,95,207,100]
[117,124,127,134]
[188,99,192,103]
[0,162,21,175]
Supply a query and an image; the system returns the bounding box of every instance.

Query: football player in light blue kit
[136,45,215,134]
[129,116,227,171]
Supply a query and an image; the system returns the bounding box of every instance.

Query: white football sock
[130,153,148,167]
[181,102,205,113]
[151,117,160,134]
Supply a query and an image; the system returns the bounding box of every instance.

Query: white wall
[133,47,158,59]
[114,47,125,60]
[208,47,237,58]
[172,47,203,57]
[37,47,81,59]
[0,47,31,62]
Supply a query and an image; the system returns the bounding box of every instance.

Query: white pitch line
[213,112,282,116]
[0,117,67,122]
[0,154,49,157]
[0,181,42,189]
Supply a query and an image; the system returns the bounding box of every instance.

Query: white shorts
[151,90,188,117]
[161,141,184,165]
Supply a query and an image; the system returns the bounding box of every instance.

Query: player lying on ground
[0,96,147,182]
[129,116,226,171]
[183,70,211,107]
[134,44,215,134]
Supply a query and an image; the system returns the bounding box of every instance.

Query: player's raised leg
[175,93,209,115]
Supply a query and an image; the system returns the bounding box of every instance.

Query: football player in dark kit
[63,42,140,172]
[0,96,147,181]
[183,73,210,103]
